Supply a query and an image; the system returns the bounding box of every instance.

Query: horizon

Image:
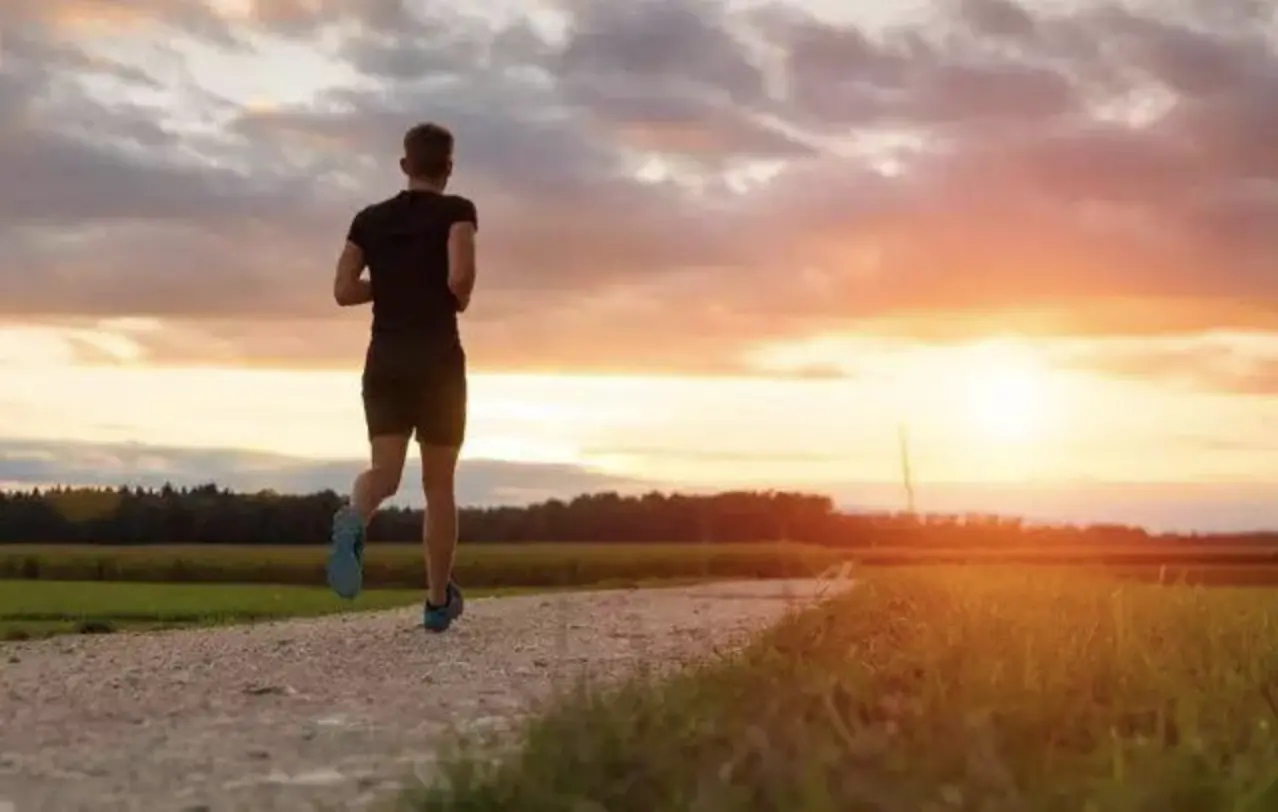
[6,447,1278,536]
[3,0,1278,534]
[8,470,1278,539]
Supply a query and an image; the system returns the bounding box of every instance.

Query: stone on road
[0,579,847,812]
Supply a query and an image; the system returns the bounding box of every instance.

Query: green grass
[0,542,840,587]
[7,543,1278,590]
[0,576,727,641]
[406,567,1278,811]
[0,580,545,641]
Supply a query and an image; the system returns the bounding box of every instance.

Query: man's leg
[420,442,461,610]
[350,435,410,522]
[418,350,466,631]
[327,368,413,599]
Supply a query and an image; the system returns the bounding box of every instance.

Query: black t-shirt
[346,190,477,347]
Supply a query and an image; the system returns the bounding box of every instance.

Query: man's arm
[334,211,371,307]
[448,199,478,312]
[333,241,371,306]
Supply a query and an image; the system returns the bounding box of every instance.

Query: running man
[326,122,477,633]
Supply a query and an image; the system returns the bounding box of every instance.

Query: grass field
[0,542,842,587]
[6,542,1278,589]
[0,581,420,640]
[0,576,731,641]
[408,568,1278,811]
[0,580,571,641]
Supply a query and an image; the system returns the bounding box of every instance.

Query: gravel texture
[0,578,846,812]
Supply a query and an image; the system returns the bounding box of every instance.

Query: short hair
[402,122,453,179]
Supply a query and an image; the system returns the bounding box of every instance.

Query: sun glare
[959,345,1051,445]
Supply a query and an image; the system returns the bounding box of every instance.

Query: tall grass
[408,568,1278,811]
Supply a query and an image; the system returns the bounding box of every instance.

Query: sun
[959,345,1051,445]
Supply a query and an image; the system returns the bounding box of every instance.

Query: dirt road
[0,579,844,811]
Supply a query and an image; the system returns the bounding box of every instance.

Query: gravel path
[0,578,846,812]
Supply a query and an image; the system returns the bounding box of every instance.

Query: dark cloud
[772,9,1083,128]
[2,0,1278,370]
[0,438,646,507]
[958,0,1037,40]
[558,81,813,159]
[557,0,769,107]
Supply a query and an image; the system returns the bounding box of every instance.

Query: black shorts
[361,338,467,447]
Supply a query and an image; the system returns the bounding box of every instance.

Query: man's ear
[399,156,410,176]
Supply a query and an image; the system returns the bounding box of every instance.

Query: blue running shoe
[326,506,365,600]
[423,581,464,632]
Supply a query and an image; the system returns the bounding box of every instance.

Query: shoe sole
[326,511,363,600]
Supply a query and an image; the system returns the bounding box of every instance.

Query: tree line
[0,483,1270,548]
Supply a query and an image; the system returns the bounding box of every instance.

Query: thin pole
[898,422,916,516]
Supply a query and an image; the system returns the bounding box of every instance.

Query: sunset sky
[2,0,1277,531]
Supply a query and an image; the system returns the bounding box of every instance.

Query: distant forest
[0,483,1272,547]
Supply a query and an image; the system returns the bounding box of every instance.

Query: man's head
[400,122,454,186]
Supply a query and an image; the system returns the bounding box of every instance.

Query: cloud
[1048,332,1278,395]
[2,0,1278,372]
[0,438,647,507]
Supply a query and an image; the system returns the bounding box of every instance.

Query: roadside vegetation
[0,580,596,640]
[0,542,835,587]
[408,567,1278,811]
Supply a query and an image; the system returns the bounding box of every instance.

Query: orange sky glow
[3,0,1278,531]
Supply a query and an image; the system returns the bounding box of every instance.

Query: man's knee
[421,472,454,504]
[420,466,456,507]
[419,444,459,501]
